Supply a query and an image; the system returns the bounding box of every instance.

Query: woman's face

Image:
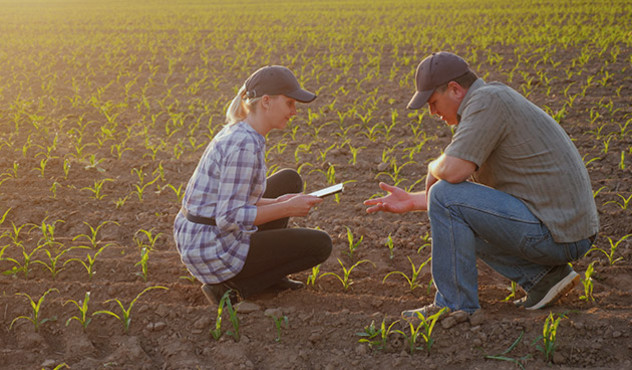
[266,95,297,130]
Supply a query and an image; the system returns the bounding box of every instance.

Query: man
[364,52,599,319]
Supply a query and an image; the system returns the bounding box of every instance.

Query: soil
[0,1,631,369]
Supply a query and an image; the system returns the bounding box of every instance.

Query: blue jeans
[427,181,593,313]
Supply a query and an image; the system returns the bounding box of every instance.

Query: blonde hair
[225,85,262,125]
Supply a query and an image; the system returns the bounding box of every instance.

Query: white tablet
[308,183,344,198]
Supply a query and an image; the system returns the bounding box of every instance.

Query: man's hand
[363,182,427,214]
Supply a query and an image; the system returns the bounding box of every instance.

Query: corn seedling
[93,286,168,334]
[271,315,289,342]
[534,311,567,363]
[604,193,632,210]
[356,318,399,351]
[210,290,231,340]
[394,307,447,354]
[3,244,44,279]
[135,247,150,281]
[588,234,630,265]
[579,261,596,302]
[81,178,113,200]
[131,176,160,202]
[73,221,119,249]
[63,244,108,280]
[344,226,363,258]
[64,291,92,332]
[383,255,431,292]
[384,233,395,259]
[306,264,321,286]
[418,232,432,253]
[484,331,531,369]
[321,258,375,290]
[133,228,163,251]
[10,288,59,331]
[502,281,519,302]
[33,245,76,280]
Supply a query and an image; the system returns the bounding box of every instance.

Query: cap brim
[285,88,317,103]
[406,90,433,110]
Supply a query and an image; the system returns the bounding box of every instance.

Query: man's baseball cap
[244,65,316,103]
[406,52,470,110]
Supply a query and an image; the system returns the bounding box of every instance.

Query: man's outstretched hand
[363,182,426,214]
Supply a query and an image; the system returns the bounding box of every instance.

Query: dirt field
[0,0,630,369]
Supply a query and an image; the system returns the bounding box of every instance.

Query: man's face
[427,85,462,126]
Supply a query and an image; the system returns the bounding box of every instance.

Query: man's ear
[447,81,467,99]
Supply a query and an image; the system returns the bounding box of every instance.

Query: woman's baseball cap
[244,65,316,103]
[407,52,471,110]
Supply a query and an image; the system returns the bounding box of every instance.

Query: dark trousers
[226,169,332,297]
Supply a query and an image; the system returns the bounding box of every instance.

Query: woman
[174,65,332,304]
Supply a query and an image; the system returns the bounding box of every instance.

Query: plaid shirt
[174,121,266,284]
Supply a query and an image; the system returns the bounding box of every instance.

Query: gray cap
[244,65,316,103]
[407,52,470,110]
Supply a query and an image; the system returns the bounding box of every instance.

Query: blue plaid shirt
[174,121,267,284]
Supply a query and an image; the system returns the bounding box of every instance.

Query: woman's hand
[363,182,426,214]
[281,194,323,217]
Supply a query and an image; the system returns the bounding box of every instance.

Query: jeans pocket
[563,238,593,261]
[519,232,552,262]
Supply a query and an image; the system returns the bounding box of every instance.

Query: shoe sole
[526,270,579,310]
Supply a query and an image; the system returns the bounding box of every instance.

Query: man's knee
[428,180,458,205]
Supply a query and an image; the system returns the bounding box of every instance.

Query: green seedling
[63,244,109,280]
[344,226,363,258]
[64,291,92,332]
[579,261,596,302]
[164,183,185,203]
[384,233,395,259]
[484,331,531,369]
[383,255,431,292]
[418,232,432,253]
[356,318,399,351]
[209,290,241,342]
[306,264,321,286]
[81,178,113,200]
[394,307,447,354]
[271,315,289,342]
[321,258,375,290]
[133,228,163,251]
[502,281,519,302]
[135,247,150,281]
[534,311,567,363]
[32,218,65,248]
[588,234,630,265]
[131,175,159,202]
[3,244,44,279]
[73,221,119,249]
[93,286,168,333]
[604,193,632,210]
[10,288,59,331]
[33,245,77,280]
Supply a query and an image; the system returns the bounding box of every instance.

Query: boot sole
[525,271,579,310]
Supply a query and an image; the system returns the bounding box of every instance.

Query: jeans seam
[444,201,541,225]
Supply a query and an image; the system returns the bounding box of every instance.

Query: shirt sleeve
[214,147,259,233]
[445,92,507,168]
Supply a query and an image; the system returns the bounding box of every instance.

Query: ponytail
[225,85,261,125]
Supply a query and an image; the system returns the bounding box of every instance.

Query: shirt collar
[457,78,485,118]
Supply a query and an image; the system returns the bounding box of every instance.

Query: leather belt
[181,208,216,226]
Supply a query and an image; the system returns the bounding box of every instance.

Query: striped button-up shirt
[174,121,266,284]
[446,79,599,242]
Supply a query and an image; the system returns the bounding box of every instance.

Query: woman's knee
[275,168,303,193]
[312,231,333,263]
